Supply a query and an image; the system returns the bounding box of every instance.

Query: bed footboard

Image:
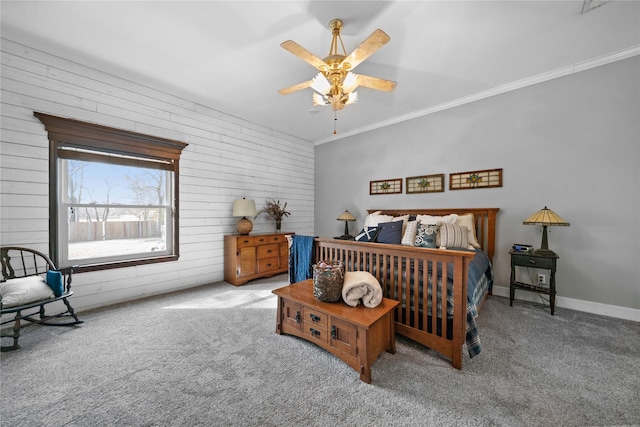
[315,238,475,369]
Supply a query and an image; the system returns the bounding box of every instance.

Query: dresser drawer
[236,236,254,248]
[257,244,279,259]
[302,306,329,329]
[255,235,271,245]
[269,234,287,244]
[512,254,555,269]
[258,257,279,272]
[304,322,329,344]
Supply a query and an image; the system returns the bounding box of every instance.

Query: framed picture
[370,178,402,195]
[406,174,445,194]
[449,168,502,190]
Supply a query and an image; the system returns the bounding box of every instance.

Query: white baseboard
[492,285,640,323]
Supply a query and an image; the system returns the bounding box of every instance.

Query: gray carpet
[1,274,638,427]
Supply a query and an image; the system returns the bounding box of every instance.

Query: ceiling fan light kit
[279,18,397,134]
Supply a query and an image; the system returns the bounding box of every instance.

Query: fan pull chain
[333,111,337,135]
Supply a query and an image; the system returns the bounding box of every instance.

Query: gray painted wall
[315,56,640,313]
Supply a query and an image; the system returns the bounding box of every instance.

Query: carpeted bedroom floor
[1,274,638,426]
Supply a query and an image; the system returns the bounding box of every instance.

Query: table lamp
[337,210,356,239]
[232,198,257,235]
[523,206,569,256]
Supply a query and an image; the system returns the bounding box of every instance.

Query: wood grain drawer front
[302,307,328,330]
[282,299,302,331]
[269,235,287,244]
[330,317,358,357]
[512,254,554,269]
[258,257,279,273]
[236,236,255,248]
[257,244,279,259]
[304,321,328,344]
[255,236,270,245]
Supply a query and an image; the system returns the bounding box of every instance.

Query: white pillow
[401,220,419,246]
[363,211,394,228]
[416,213,458,225]
[0,276,55,308]
[455,213,481,248]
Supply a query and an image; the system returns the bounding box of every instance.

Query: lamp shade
[523,206,570,226]
[337,210,356,221]
[232,198,257,218]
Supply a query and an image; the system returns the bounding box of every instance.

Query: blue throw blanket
[289,235,315,283]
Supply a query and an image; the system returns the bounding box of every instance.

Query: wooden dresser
[224,232,293,286]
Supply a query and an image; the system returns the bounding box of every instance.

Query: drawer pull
[267,249,272,253]
[242,240,250,244]
[295,311,300,323]
[529,259,536,265]
[331,325,337,339]
[266,263,272,267]
[309,313,321,322]
[310,328,321,337]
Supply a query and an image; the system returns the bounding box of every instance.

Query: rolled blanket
[341,271,383,308]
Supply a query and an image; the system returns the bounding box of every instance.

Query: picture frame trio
[370,168,502,195]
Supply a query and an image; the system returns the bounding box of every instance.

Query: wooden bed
[314,208,499,369]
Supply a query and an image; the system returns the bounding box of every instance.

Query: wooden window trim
[35,112,188,272]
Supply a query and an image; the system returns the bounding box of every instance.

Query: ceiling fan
[278,19,397,112]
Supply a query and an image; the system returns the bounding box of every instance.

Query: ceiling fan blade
[355,74,397,92]
[278,80,313,95]
[341,29,390,71]
[280,40,327,70]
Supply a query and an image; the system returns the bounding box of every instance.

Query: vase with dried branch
[255,199,290,231]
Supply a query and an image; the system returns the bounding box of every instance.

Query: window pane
[63,160,169,205]
[60,158,173,265]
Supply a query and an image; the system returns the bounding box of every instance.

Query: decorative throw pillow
[416,213,458,225]
[46,270,64,297]
[363,211,394,228]
[0,275,54,308]
[392,214,410,235]
[455,213,481,248]
[401,220,419,246]
[375,221,403,244]
[414,223,439,248]
[438,222,471,249]
[355,226,379,242]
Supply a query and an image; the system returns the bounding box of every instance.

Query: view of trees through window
[61,158,172,263]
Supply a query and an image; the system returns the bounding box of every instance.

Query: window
[35,112,188,271]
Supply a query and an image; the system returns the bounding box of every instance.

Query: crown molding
[314,45,640,146]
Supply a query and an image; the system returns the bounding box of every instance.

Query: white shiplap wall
[0,34,314,312]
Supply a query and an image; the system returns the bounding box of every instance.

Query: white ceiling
[2,1,639,144]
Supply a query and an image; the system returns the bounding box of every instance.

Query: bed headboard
[367,208,499,263]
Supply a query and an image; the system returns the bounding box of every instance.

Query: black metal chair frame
[1,246,83,351]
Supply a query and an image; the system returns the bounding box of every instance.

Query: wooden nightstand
[509,249,559,315]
